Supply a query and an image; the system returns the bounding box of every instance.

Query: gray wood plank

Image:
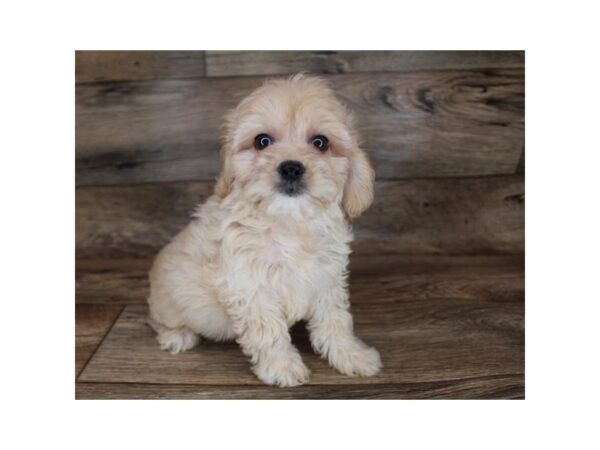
[76,376,524,399]
[79,299,523,386]
[76,254,524,305]
[76,70,524,185]
[75,176,524,259]
[76,51,205,83]
[205,51,524,77]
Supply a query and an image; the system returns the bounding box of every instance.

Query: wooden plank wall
[75,51,525,257]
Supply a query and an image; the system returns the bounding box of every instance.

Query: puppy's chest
[259,230,343,321]
[257,227,341,274]
[226,222,349,321]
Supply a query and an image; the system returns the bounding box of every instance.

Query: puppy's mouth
[277,180,305,197]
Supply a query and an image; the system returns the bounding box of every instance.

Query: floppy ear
[214,147,233,197]
[343,146,375,218]
[214,118,234,198]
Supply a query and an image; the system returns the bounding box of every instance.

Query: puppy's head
[215,74,374,218]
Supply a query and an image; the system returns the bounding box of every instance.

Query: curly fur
[147,74,381,387]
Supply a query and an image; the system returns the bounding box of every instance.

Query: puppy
[147,74,381,387]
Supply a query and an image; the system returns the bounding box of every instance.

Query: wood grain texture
[75,304,124,377]
[76,255,524,399]
[76,70,524,186]
[76,254,524,305]
[354,176,525,255]
[516,148,525,174]
[205,51,524,77]
[75,180,211,259]
[78,298,523,387]
[76,375,524,399]
[75,176,524,259]
[76,51,205,83]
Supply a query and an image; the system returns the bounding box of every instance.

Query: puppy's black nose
[278,160,305,181]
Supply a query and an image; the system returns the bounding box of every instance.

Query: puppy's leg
[147,318,200,354]
[308,287,382,377]
[225,295,310,387]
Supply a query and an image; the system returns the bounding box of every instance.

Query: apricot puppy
[147,74,381,386]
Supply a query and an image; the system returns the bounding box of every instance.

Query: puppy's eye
[254,134,273,150]
[311,135,329,152]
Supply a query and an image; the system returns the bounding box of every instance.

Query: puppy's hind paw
[150,321,200,354]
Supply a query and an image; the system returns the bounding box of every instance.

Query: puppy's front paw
[328,338,382,377]
[253,352,310,387]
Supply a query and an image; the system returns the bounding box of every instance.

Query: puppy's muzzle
[277,160,305,196]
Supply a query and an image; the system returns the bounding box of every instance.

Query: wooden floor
[75,253,524,399]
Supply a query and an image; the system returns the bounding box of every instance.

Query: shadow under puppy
[147,74,381,387]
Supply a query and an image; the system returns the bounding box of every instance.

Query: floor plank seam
[76,305,125,380]
[76,373,524,387]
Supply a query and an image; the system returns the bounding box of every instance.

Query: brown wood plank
[354,176,525,255]
[79,295,523,386]
[75,176,524,259]
[516,148,525,174]
[76,51,205,83]
[76,254,524,305]
[75,181,212,259]
[76,375,524,399]
[75,304,124,378]
[205,51,524,77]
[76,70,524,186]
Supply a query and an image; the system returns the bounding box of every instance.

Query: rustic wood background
[76,50,524,258]
[75,51,525,399]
